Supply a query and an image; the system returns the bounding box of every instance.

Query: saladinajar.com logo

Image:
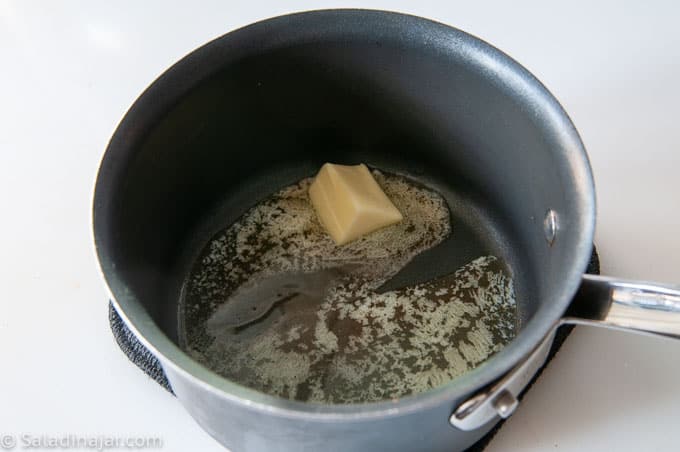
[0,433,163,451]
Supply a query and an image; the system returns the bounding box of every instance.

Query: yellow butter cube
[308,163,403,245]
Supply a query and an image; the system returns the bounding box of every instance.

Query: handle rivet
[544,209,558,246]
[492,390,519,419]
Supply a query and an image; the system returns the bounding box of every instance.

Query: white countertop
[2,2,679,451]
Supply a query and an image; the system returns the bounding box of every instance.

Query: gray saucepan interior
[94,11,594,405]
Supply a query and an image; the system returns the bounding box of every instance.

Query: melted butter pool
[179,170,517,403]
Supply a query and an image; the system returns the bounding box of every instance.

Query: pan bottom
[176,167,519,403]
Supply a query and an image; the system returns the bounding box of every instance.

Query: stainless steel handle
[566,274,680,339]
[450,275,680,431]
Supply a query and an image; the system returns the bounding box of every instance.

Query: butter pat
[308,163,403,245]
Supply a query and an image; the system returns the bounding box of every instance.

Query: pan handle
[566,275,680,339]
[450,275,680,431]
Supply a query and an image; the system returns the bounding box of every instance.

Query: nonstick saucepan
[92,10,680,452]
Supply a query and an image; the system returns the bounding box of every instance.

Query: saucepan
[92,10,680,452]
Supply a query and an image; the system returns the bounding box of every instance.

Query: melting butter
[309,163,403,245]
[179,170,517,403]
